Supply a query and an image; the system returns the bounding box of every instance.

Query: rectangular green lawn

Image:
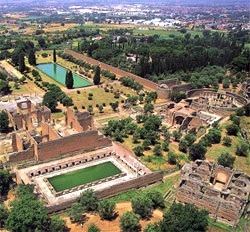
[48,161,121,192]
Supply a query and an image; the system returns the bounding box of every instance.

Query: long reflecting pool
[36,63,92,88]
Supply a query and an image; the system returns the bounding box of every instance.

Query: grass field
[48,161,121,192]
[133,28,203,39]
[206,119,250,174]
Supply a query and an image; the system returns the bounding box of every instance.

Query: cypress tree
[28,49,36,66]
[53,49,56,63]
[94,66,101,85]
[18,53,26,73]
[65,70,74,89]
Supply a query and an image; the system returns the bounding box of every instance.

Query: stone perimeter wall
[47,171,163,213]
[64,49,158,91]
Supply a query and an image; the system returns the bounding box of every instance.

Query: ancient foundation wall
[37,130,111,161]
[64,49,158,91]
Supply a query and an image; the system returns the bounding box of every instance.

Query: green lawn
[133,28,203,39]
[48,161,121,192]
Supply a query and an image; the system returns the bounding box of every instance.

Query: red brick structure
[176,160,250,228]
[7,101,111,163]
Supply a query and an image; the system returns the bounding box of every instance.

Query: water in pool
[36,63,92,88]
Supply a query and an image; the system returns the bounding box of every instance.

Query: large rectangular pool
[36,63,92,88]
[48,161,122,192]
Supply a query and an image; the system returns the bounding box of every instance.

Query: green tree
[18,53,26,73]
[28,49,36,66]
[172,130,182,142]
[0,170,12,196]
[65,70,74,89]
[217,152,235,169]
[226,124,239,136]
[42,91,58,112]
[162,140,169,152]
[189,143,207,161]
[20,76,26,84]
[110,102,119,112]
[68,202,84,223]
[153,144,162,156]
[0,204,8,228]
[206,128,221,144]
[50,216,67,232]
[120,211,141,232]
[160,203,208,232]
[144,103,154,113]
[144,222,161,232]
[88,223,101,232]
[132,131,140,143]
[236,142,249,157]
[6,188,49,232]
[168,151,177,164]
[0,80,11,95]
[94,66,101,85]
[133,145,144,156]
[184,134,196,147]
[222,136,232,147]
[145,190,165,209]
[0,111,9,133]
[132,194,153,218]
[53,49,57,63]
[179,139,189,153]
[98,199,115,220]
[78,189,98,212]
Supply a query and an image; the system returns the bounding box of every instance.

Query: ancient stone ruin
[175,160,250,228]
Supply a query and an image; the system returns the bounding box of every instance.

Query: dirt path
[163,170,181,180]
[62,201,163,232]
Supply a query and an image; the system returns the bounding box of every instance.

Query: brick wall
[41,122,60,141]
[8,145,34,163]
[12,133,23,152]
[64,49,158,91]
[172,83,192,93]
[37,130,111,161]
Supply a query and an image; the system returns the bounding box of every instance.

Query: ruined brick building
[176,160,250,227]
[7,100,111,163]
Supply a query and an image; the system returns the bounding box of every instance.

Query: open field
[133,28,203,39]
[67,84,136,113]
[48,161,121,192]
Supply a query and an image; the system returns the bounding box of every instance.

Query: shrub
[77,90,80,94]
[222,136,232,147]
[236,143,249,157]
[168,151,177,164]
[217,152,235,169]
[88,96,93,100]
[226,124,239,136]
